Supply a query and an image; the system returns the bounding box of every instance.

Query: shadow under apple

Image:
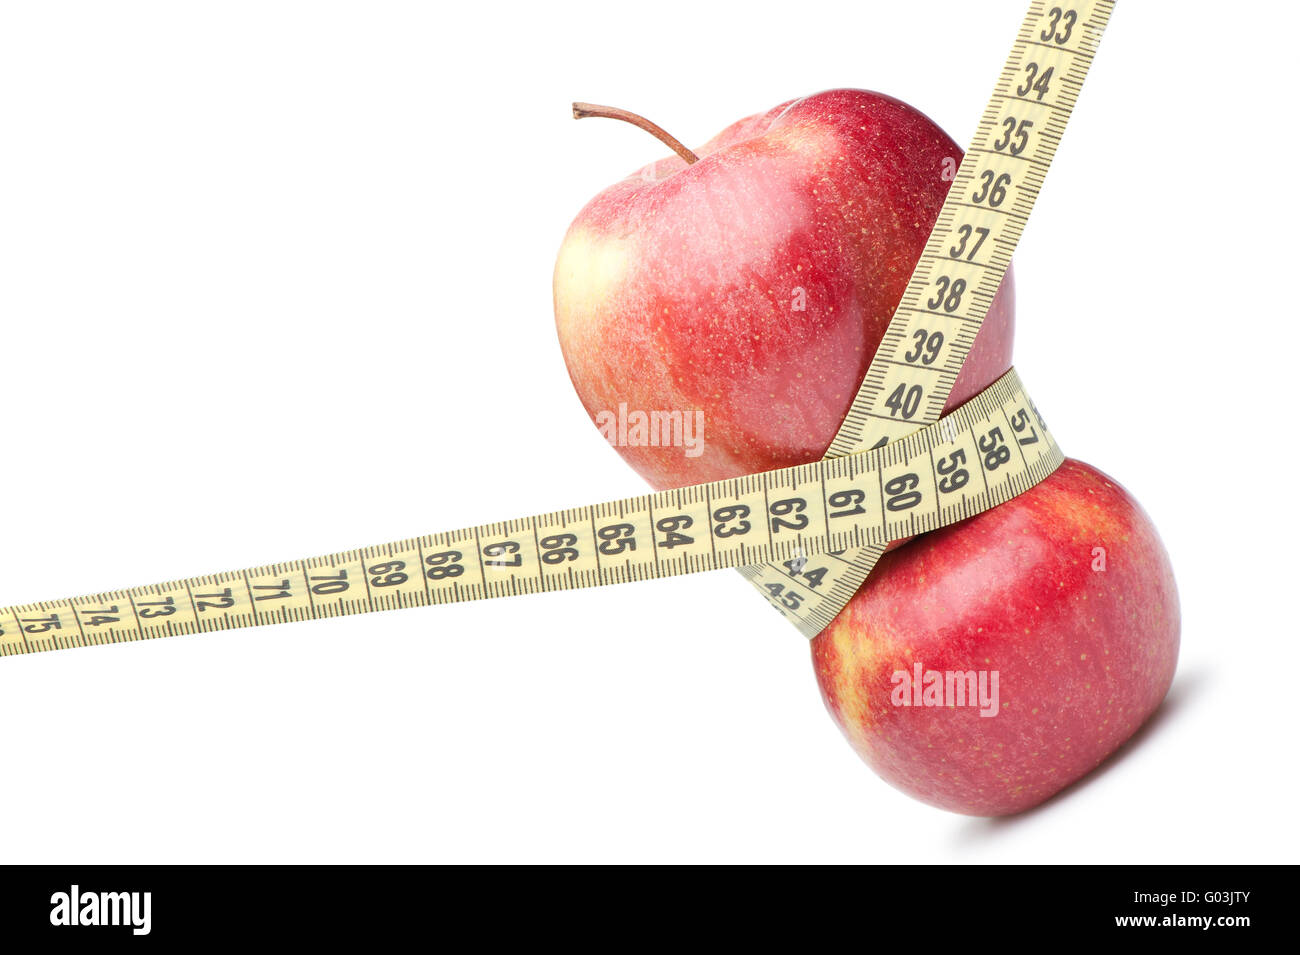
[952,667,1207,842]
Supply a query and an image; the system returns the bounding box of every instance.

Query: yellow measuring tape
[0,371,1058,656]
[0,0,1109,658]
[742,0,1111,635]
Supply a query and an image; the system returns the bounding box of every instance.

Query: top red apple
[554,88,1014,490]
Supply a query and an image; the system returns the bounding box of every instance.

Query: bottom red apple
[813,459,1179,816]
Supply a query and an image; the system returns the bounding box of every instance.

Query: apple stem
[571,102,699,165]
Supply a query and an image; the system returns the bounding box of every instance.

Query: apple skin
[555,89,1179,814]
[554,88,1013,490]
[813,459,1180,816]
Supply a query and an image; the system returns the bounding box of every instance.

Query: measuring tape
[0,370,1059,656]
[0,0,1109,658]
[741,0,1112,635]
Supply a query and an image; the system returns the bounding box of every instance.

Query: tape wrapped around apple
[553,89,1179,816]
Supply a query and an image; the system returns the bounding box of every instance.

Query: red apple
[554,89,1179,814]
[554,89,1014,490]
[813,459,1179,815]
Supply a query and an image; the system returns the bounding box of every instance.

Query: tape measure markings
[0,371,1058,656]
[737,0,1111,634]
[0,2,1105,656]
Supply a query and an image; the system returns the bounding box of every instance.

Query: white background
[0,1,1295,863]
